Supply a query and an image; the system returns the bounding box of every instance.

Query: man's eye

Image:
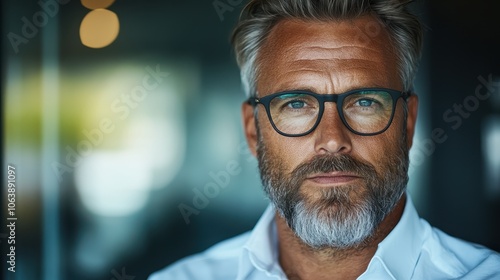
[356,99,375,107]
[287,100,306,109]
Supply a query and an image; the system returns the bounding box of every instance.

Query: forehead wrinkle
[289,45,389,62]
[288,58,383,68]
[275,44,391,79]
[288,58,389,84]
[266,57,391,95]
[264,69,331,94]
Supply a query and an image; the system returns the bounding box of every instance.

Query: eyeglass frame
[246,87,412,137]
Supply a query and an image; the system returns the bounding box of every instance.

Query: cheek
[352,111,406,171]
[259,121,316,173]
[352,135,393,165]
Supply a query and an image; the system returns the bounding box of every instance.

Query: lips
[306,172,361,185]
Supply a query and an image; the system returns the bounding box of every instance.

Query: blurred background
[2,0,499,279]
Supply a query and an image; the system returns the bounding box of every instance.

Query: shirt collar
[363,193,427,280]
[237,205,284,279]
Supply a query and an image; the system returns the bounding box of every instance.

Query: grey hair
[231,0,423,97]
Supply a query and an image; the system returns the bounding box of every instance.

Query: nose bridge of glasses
[320,93,340,104]
[317,95,344,129]
[319,94,343,120]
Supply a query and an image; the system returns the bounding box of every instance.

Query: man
[150,0,500,279]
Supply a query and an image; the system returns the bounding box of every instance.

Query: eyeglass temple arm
[403,91,413,100]
[246,97,259,106]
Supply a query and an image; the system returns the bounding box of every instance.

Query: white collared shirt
[149,195,500,279]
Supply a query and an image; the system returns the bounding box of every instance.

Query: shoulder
[148,231,251,280]
[415,224,500,279]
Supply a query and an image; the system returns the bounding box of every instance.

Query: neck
[276,195,406,280]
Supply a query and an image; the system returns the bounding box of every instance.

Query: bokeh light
[81,0,116,10]
[80,9,119,48]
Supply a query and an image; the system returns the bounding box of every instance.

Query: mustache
[290,154,377,182]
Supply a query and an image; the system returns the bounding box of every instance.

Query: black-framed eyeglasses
[247,88,411,137]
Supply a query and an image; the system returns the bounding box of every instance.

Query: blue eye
[357,99,374,107]
[289,101,305,109]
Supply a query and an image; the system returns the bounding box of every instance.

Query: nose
[313,103,352,154]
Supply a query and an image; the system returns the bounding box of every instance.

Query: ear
[405,94,419,149]
[242,102,258,157]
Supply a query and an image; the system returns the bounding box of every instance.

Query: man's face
[242,16,418,249]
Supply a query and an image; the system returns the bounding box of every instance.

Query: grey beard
[256,137,409,250]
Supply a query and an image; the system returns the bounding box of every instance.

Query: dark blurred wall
[425,0,500,251]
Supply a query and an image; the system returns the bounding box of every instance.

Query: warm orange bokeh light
[81,0,115,10]
[79,9,120,49]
